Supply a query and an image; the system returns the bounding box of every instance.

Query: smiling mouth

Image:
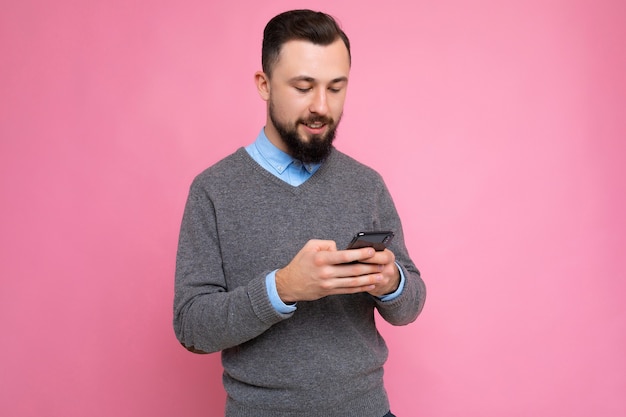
[305,121,325,128]
[301,122,327,137]
[301,118,331,131]
[302,120,326,130]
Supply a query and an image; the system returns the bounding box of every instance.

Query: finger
[335,262,383,278]
[328,273,383,290]
[326,247,376,265]
[357,248,395,265]
[331,284,378,295]
[307,239,338,252]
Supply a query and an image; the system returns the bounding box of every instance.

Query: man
[174,9,426,417]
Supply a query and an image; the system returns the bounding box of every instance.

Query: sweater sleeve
[173,179,293,354]
[372,180,427,325]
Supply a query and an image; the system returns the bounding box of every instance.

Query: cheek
[277,104,300,122]
[329,100,346,119]
[273,94,306,116]
[330,92,347,109]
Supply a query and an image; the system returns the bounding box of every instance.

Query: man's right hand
[275,239,385,303]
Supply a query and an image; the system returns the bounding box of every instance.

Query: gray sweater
[174,147,426,417]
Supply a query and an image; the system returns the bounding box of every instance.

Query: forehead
[272,39,350,82]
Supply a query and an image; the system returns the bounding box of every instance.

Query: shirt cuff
[377,262,406,302]
[265,270,297,313]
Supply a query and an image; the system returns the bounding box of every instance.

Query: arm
[173,181,291,354]
[374,259,426,325]
[368,184,427,325]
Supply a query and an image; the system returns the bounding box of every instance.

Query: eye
[328,82,347,93]
[295,86,312,93]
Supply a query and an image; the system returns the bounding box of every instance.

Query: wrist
[275,268,297,304]
[376,263,406,301]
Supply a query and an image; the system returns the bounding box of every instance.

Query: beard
[269,100,341,164]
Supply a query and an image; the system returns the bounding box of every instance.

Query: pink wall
[1,1,625,416]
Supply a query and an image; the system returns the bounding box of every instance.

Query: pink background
[1,1,625,416]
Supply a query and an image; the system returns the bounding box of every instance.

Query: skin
[254,39,400,303]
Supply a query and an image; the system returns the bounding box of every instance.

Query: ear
[254,71,270,101]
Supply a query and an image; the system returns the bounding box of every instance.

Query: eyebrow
[289,75,348,84]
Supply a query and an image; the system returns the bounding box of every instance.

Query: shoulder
[184,148,266,202]
[195,148,247,178]
[190,148,253,189]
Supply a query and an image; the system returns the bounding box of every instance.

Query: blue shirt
[245,129,405,313]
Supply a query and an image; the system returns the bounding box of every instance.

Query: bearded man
[173,9,426,417]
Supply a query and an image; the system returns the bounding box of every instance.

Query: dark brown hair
[262,9,351,76]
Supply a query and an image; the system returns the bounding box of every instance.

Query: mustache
[299,116,333,125]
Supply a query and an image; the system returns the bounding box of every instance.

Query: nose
[309,88,329,115]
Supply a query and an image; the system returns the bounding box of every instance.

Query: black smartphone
[346,231,394,251]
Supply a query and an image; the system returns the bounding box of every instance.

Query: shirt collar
[254,129,320,174]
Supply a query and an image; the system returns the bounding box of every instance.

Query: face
[256,39,350,163]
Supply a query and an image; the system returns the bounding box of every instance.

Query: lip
[301,122,328,136]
